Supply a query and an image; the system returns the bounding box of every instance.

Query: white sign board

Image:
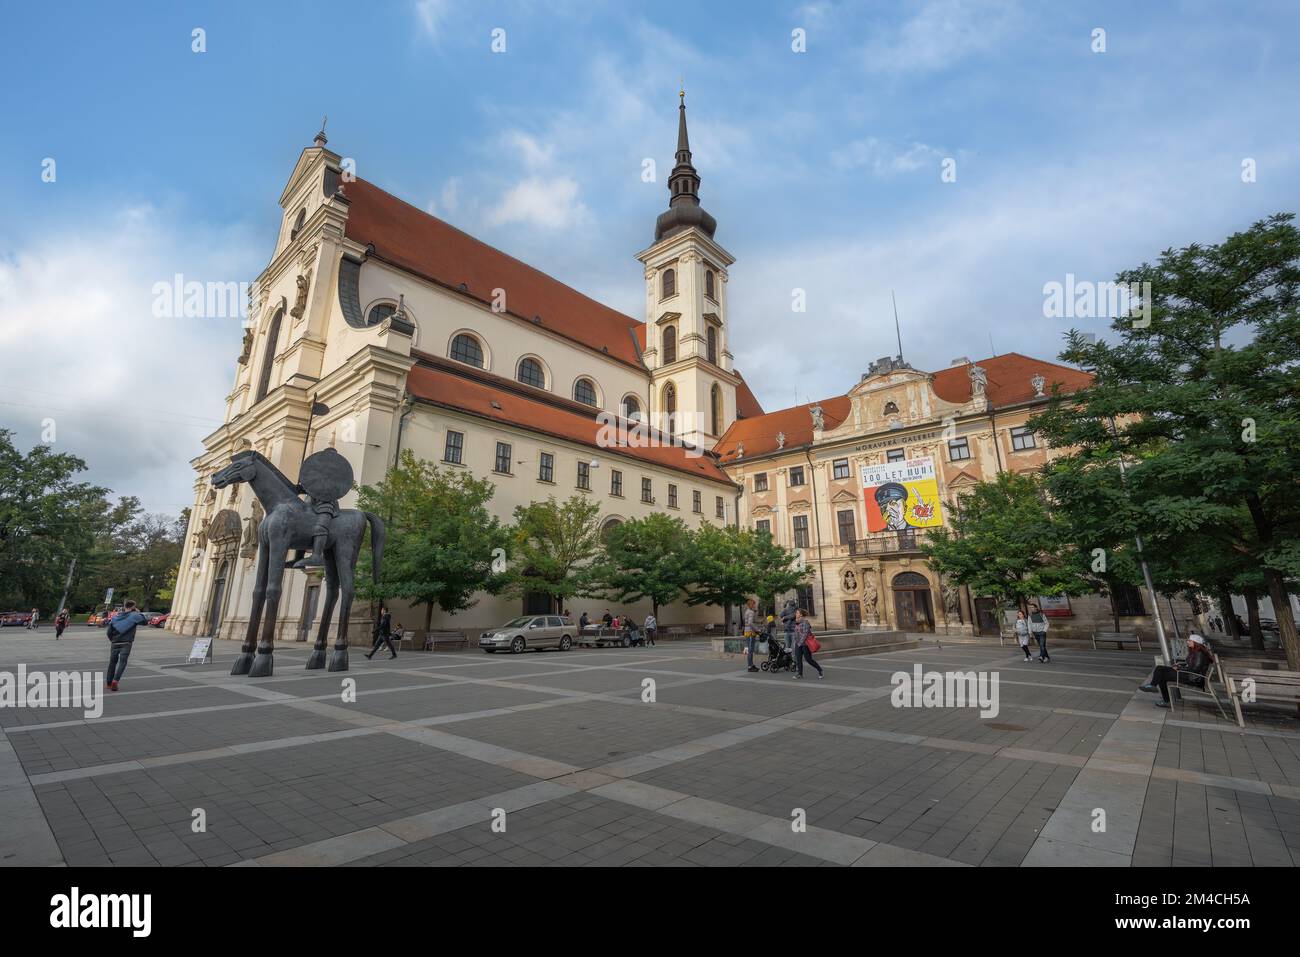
[104,587,114,605]
[187,637,213,664]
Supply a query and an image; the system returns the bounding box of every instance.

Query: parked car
[88,607,123,627]
[148,613,169,628]
[0,611,33,627]
[479,615,574,654]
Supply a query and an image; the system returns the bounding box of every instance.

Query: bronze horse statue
[210,450,385,676]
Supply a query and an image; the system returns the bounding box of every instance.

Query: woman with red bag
[793,607,824,680]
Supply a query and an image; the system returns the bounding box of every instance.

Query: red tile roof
[733,370,766,419]
[405,358,736,486]
[342,177,646,369]
[931,353,1092,406]
[714,396,851,463]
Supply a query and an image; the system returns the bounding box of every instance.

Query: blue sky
[2,0,1298,515]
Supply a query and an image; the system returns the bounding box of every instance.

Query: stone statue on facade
[1031,373,1046,397]
[862,576,879,621]
[968,363,988,400]
[289,273,310,320]
[238,325,255,365]
[210,448,385,677]
[776,431,786,450]
[810,404,825,431]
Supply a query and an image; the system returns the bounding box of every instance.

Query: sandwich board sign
[186,637,214,664]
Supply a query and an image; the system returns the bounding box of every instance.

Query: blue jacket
[108,610,149,643]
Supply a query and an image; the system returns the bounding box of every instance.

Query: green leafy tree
[356,449,509,631]
[683,524,807,632]
[1032,212,1300,666]
[922,471,1092,615]
[506,495,605,613]
[592,513,693,618]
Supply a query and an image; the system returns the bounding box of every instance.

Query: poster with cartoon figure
[861,456,945,532]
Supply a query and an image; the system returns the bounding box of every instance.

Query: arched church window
[710,384,722,436]
[254,308,284,404]
[290,208,306,241]
[622,395,641,422]
[706,326,717,364]
[663,382,677,437]
[662,268,676,299]
[573,378,598,407]
[662,325,677,364]
[367,302,395,326]
[705,269,716,300]
[450,333,485,368]
[517,357,546,389]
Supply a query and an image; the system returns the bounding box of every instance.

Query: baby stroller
[761,631,797,673]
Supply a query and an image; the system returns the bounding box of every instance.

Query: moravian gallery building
[171,99,1187,644]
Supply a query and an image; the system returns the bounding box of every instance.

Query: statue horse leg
[231,540,269,675]
[327,548,354,672]
[306,559,338,670]
[249,532,289,678]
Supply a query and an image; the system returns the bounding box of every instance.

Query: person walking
[742,598,759,673]
[365,605,397,659]
[1029,604,1051,662]
[55,608,69,640]
[793,607,824,679]
[104,600,149,691]
[644,612,657,647]
[27,608,39,630]
[1014,610,1032,661]
[780,598,797,648]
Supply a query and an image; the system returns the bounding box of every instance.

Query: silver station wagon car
[479,615,574,654]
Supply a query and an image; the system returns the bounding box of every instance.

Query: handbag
[804,634,821,654]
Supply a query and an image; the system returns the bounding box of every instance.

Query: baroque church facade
[171,98,761,642]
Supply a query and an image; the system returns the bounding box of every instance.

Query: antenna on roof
[988,331,997,357]
[891,290,904,364]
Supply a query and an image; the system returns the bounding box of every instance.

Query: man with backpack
[105,600,150,691]
[1029,603,1051,662]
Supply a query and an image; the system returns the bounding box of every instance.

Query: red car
[1,611,33,628]
[149,613,170,628]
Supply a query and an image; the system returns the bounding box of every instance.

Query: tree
[592,513,693,618]
[683,524,808,633]
[506,495,605,613]
[356,449,509,631]
[922,471,1092,615]
[1033,212,1300,667]
[749,527,811,612]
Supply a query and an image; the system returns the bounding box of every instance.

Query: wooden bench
[422,630,467,652]
[1222,667,1300,727]
[1092,630,1143,651]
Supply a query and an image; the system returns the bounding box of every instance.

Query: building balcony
[847,529,932,556]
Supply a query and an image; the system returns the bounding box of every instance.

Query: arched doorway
[206,560,230,638]
[892,571,934,633]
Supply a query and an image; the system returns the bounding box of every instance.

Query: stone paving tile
[449,698,746,768]
[343,793,830,867]
[344,683,567,722]
[0,683,249,728]
[28,732,535,866]
[630,726,1078,866]
[649,676,846,718]
[8,703,360,774]
[1133,777,1300,866]
[1155,722,1300,788]
[251,670,453,697]
[505,667,665,694]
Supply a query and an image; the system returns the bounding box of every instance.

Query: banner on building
[861,456,945,532]
[1036,595,1073,617]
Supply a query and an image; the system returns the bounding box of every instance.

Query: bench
[422,630,467,652]
[1221,667,1300,727]
[1092,630,1143,651]
[1168,655,1232,723]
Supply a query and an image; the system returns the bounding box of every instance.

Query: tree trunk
[424,601,434,634]
[1219,587,1240,639]
[1262,568,1300,671]
[722,604,732,635]
[1243,586,1265,651]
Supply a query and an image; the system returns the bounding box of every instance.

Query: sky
[1,0,1297,518]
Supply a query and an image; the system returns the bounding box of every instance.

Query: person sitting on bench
[1139,633,1213,707]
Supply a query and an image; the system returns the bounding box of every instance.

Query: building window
[754,472,768,492]
[364,304,392,327]
[1111,583,1146,617]
[692,490,702,513]
[789,466,805,486]
[494,441,512,474]
[1011,426,1037,451]
[641,477,653,503]
[796,584,816,616]
[577,461,590,490]
[662,326,677,364]
[948,437,971,462]
[622,395,641,421]
[883,401,899,416]
[705,269,716,300]
[710,384,722,436]
[517,357,545,389]
[832,458,850,480]
[715,496,726,519]
[756,519,771,537]
[538,452,554,483]
[255,308,284,404]
[886,448,905,463]
[610,469,623,497]
[290,208,306,241]
[844,601,861,629]
[837,509,856,545]
[661,268,676,299]
[793,515,809,548]
[600,518,622,543]
[443,430,464,465]
[573,378,598,407]
[668,484,678,508]
[448,333,484,368]
[707,326,718,364]
[663,382,677,436]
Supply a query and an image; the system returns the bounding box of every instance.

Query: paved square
[2,629,1298,866]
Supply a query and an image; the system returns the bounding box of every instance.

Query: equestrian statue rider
[292,448,354,569]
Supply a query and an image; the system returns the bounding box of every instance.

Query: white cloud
[830,137,945,175]
[0,206,260,515]
[485,176,589,230]
[414,0,449,39]
[864,0,1023,75]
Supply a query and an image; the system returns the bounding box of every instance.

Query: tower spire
[654,88,716,242]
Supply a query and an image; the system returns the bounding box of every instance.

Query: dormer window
[661,268,676,299]
[290,208,306,241]
[367,303,396,327]
[883,401,899,416]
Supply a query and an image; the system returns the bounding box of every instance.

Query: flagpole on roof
[892,290,904,364]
